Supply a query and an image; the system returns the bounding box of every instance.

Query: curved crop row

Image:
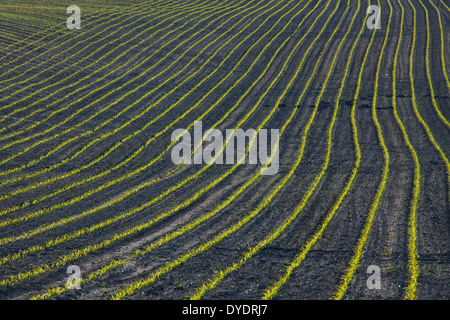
[260,0,368,300]
[2,0,444,302]
[393,0,420,301]
[0,0,316,247]
[0,0,224,128]
[89,0,349,300]
[0,0,234,141]
[439,0,450,12]
[0,0,332,291]
[406,0,450,202]
[0,0,286,222]
[0,0,166,58]
[0,0,270,182]
[0,0,274,180]
[0,0,212,133]
[428,0,450,97]
[0,0,185,79]
[191,0,364,300]
[332,0,391,300]
[416,0,449,129]
[0,0,238,169]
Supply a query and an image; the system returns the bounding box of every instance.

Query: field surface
[0,0,448,300]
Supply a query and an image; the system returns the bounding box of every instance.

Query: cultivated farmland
[0,0,448,300]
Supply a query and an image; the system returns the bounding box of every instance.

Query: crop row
[0,0,448,300]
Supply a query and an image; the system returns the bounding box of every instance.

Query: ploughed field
[0,0,448,300]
